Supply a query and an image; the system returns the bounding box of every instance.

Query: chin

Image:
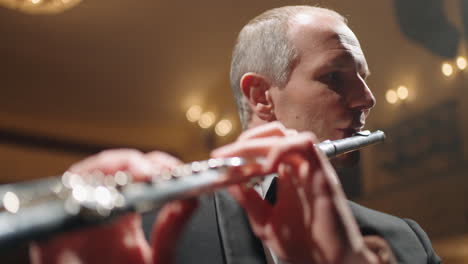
[330,150,360,169]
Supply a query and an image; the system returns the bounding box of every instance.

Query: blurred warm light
[3,191,20,214]
[396,86,409,100]
[198,112,216,128]
[215,119,233,136]
[0,0,81,14]
[385,90,398,104]
[441,63,453,77]
[186,105,202,122]
[456,56,467,70]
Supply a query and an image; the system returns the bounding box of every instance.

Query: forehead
[288,12,367,70]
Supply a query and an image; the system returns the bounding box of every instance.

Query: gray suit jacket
[142,191,441,264]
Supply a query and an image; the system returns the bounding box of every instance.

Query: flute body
[0,130,385,249]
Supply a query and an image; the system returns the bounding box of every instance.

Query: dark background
[1,0,467,262]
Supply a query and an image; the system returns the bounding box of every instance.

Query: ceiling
[0,0,462,160]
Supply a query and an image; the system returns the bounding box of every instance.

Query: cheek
[298,88,342,117]
[276,89,332,130]
[272,81,349,136]
[299,93,349,137]
[302,93,339,131]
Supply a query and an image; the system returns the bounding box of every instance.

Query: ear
[240,73,276,121]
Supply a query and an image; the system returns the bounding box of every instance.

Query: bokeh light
[215,119,233,136]
[198,112,216,128]
[397,86,409,100]
[442,63,453,77]
[186,105,202,122]
[456,56,467,70]
[386,90,398,104]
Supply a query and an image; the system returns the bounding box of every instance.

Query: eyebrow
[323,50,370,77]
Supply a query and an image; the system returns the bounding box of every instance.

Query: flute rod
[0,130,385,249]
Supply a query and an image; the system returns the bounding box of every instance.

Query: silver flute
[0,130,384,248]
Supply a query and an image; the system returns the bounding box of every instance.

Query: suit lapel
[171,194,225,264]
[214,190,267,264]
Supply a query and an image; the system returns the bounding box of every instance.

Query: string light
[385,90,398,104]
[396,86,409,100]
[456,56,467,70]
[441,63,453,77]
[215,119,233,136]
[186,105,234,137]
[186,105,202,122]
[198,112,216,128]
[0,0,81,14]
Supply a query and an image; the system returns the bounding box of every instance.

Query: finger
[31,214,152,264]
[363,236,397,264]
[145,151,182,168]
[237,121,288,141]
[227,184,271,237]
[284,128,299,137]
[212,137,280,159]
[264,132,318,173]
[68,149,154,182]
[213,131,314,161]
[311,165,364,261]
[151,199,198,264]
[69,149,142,173]
[144,151,183,177]
[84,214,152,264]
[273,157,309,216]
[264,159,319,263]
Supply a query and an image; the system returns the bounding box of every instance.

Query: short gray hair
[230,5,345,129]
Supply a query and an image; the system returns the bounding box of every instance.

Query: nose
[346,74,376,111]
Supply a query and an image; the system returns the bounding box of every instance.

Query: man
[207,6,440,263]
[31,5,441,264]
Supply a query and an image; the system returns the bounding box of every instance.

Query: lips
[337,124,365,137]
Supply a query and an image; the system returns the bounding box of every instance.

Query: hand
[30,149,197,264]
[212,122,395,264]
[364,236,397,264]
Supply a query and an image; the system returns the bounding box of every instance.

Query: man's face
[269,13,376,141]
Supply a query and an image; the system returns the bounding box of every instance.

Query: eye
[321,71,342,86]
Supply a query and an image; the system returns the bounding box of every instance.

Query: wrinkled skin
[212,122,396,264]
[30,150,198,264]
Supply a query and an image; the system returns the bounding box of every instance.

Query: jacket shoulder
[348,201,441,264]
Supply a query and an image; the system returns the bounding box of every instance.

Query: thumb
[151,199,198,264]
[227,184,271,238]
[363,236,397,264]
